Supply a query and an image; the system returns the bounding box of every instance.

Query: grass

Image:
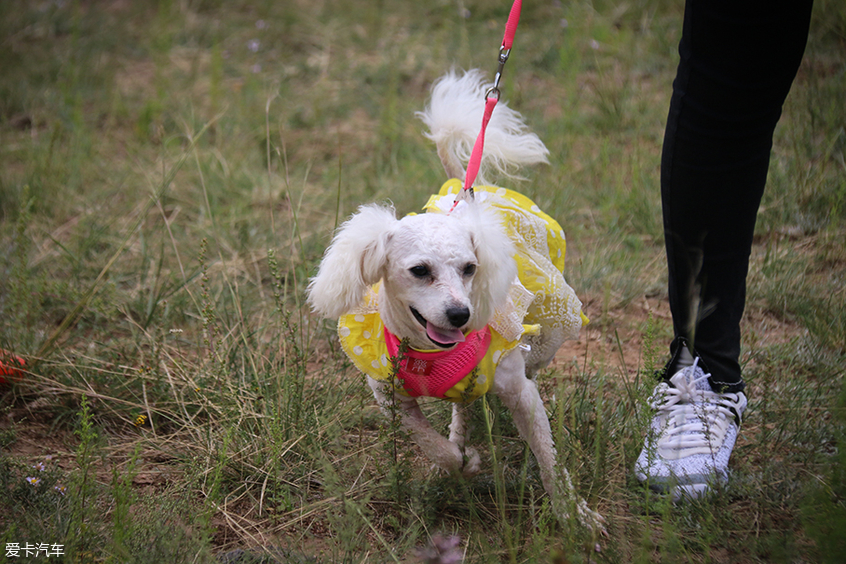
[1,0,844,562]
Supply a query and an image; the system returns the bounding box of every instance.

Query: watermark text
[5,543,65,558]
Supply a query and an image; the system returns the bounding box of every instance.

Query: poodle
[308,69,602,530]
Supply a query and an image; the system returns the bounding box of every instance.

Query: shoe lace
[650,360,745,459]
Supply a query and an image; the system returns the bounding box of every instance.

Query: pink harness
[383,326,492,399]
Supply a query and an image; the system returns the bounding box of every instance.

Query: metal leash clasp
[485,46,511,101]
[458,43,514,210]
[454,185,474,205]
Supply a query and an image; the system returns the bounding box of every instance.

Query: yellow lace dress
[338,179,586,403]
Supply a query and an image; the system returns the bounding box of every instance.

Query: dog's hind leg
[367,377,480,477]
[491,352,604,532]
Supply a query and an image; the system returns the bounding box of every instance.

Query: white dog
[308,70,602,530]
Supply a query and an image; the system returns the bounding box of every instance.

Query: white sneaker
[634,358,747,500]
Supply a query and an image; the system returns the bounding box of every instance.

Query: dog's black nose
[446,306,470,328]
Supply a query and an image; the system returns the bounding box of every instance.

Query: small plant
[198,237,221,367]
[801,377,846,563]
[108,444,141,563]
[66,395,102,563]
[380,338,414,511]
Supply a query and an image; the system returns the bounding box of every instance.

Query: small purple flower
[247,39,260,53]
[256,19,267,30]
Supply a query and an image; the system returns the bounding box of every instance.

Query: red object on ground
[0,351,26,384]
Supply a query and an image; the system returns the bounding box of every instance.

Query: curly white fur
[306,204,397,321]
[416,69,549,186]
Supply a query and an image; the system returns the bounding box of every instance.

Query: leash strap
[458,0,523,204]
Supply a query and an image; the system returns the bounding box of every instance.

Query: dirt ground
[555,293,802,381]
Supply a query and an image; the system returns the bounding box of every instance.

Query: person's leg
[661,0,813,392]
[637,0,813,499]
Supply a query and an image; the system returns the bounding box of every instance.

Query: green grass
[1,0,844,562]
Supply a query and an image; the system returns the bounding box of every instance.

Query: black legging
[661,0,814,392]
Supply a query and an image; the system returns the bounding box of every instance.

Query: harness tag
[405,357,434,376]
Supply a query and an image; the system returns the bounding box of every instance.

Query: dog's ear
[307,204,396,319]
[465,205,517,328]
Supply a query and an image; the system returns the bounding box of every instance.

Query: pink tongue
[426,324,466,345]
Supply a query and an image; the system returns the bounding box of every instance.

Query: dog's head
[307,203,516,350]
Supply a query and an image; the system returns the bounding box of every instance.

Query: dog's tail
[416,69,549,186]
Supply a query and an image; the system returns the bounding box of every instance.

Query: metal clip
[485,47,511,101]
[454,186,475,204]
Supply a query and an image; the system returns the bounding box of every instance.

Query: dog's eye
[410,265,430,278]
[463,263,477,277]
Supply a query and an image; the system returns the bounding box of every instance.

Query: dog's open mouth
[410,307,466,348]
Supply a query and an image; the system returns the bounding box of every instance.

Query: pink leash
[454,0,522,209]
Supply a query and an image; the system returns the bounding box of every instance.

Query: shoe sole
[635,471,726,502]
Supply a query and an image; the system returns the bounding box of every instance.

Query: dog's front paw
[461,446,481,478]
